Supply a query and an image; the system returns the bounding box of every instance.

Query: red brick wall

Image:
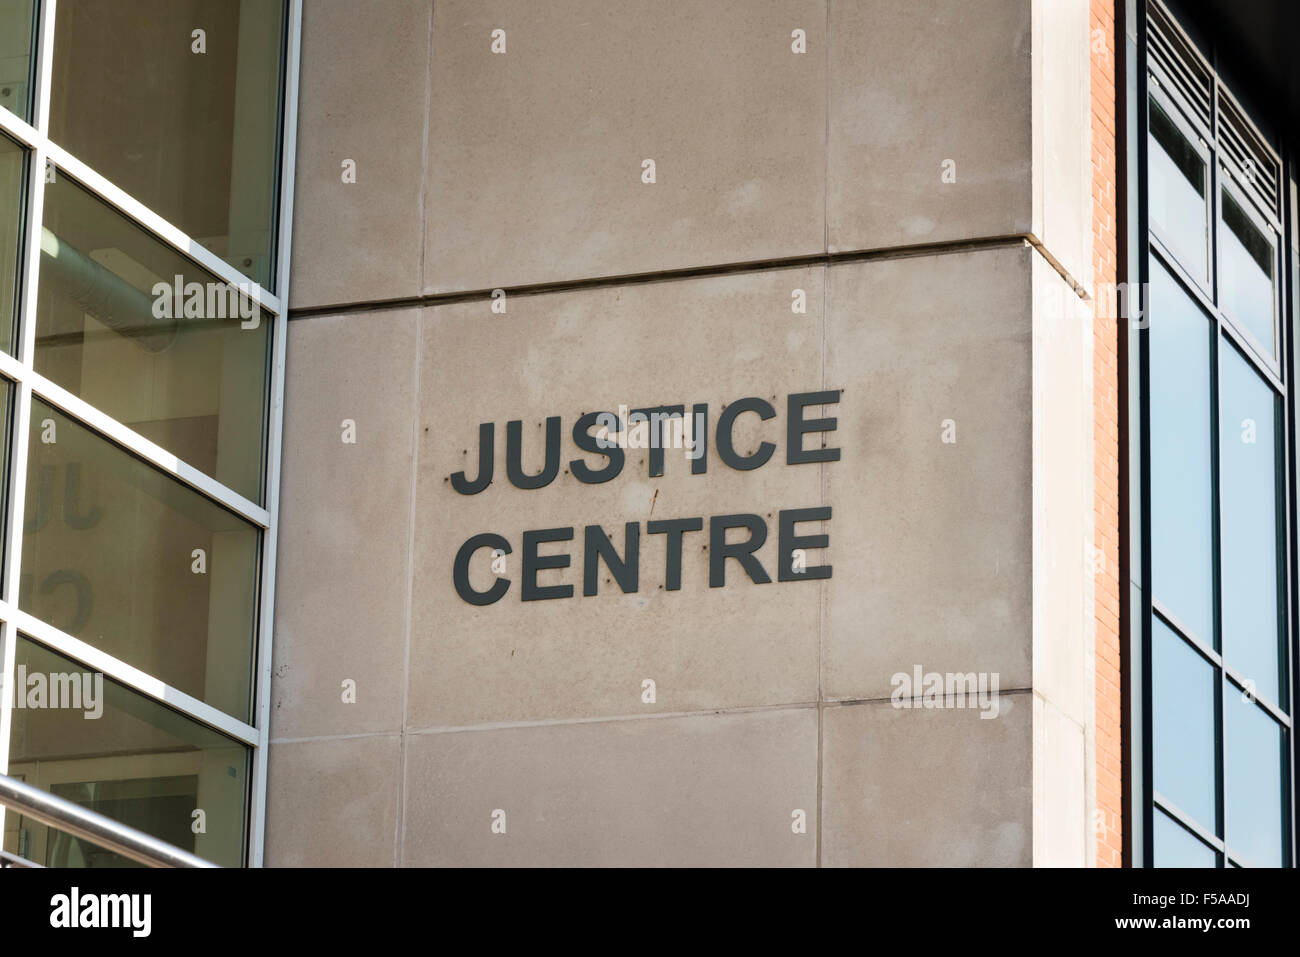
[1091,0,1123,868]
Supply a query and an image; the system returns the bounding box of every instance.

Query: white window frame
[0,0,302,868]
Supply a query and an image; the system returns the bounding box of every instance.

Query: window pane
[1153,619,1216,831]
[1223,681,1285,867]
[1148,97,1209,281]
[3,636,248,867]
[1154,808,1217,867]
[21,399,260,721]
[0,132,22,354]
[0,0,36,121]
[1150,259,1214,640]
[1219,342,1284,705]
[50,0,286,288]
[0,377,9,570]
[38,173,270,503]
[1219,190,1275,356]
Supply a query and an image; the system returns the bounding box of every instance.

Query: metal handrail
[0,773,219,868]
[0,848,42,868]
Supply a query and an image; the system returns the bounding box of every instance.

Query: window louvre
[1218,91,1282,225]
[1148,1,1213,130]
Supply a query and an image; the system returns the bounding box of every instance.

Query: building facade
[0,0,1295,868]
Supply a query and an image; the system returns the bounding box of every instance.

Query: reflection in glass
[37,174,270,503]
[1223,682,1285,867]
[0,0,36,121]
[1148,97,1209,281]
[1153,619,1216,832]
[50,0,286,287]
[21,399,260,721]
[1150,259,1214,641]
[1154,809,1217,868]
[3,637,247,867]
[0,132,22,354]
[1219,190,1275,356]
[1219,342,1283,706]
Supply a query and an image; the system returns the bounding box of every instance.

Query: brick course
[1091,0,1124,869]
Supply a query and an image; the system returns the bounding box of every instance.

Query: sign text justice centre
[450,390,840,605]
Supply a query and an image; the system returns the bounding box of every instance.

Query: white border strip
[248,0,302,868]
[0,0,57,837]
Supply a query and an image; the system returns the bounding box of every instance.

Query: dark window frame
[1126,0,1298,868]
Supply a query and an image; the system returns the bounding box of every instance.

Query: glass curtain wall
[0,0,297,868]
[1141,0,1294,868]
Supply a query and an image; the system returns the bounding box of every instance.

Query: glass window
[1143,0,1294,872]
[0,0,37,122]
[1150,259,1214,641]
[0,131,22,354]
[0,0,292,872]
[1223,680,1286,867]
[49,0,286,287]
[3,636,248,868]
[1154,809,1217,867]
[1218,341,1284,705]
[37,173,270,503]
[1152,618,1217,830]
[1219,189,1276,357]
[20,399,260,721]
[0,377,9,568]
[1148,96,1209,281]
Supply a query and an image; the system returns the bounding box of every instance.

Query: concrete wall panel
[264,734,401,867]
[289,0,431,308]
[822,694,1032,867]
[271,309,419,738]
[403,708,817,866]
[410,268,825,728]
[823,245,1034,702]
[423,0,828,294]
[827,0,1033,252]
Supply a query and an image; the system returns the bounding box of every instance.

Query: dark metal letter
[786,391,841,464]
[716,398,775,471]
[507,418,562,490]
[708,513,771,587]
[453,533,512,605]
[451,423,494,495]
[583,523,640,596]
[522,527,574,601]
[778,506,832,581]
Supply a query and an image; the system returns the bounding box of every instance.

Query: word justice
[449,390,842,492]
